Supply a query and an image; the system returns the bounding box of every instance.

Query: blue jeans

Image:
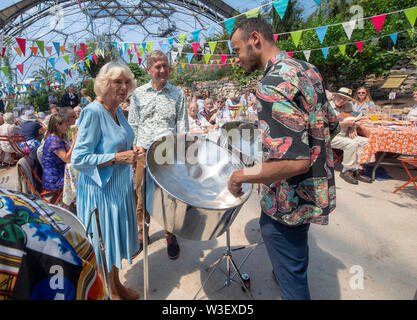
[260,212,311,300]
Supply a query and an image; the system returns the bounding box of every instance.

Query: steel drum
[220,121,261,167]
[49,204,87,237]
[146,133,252,241]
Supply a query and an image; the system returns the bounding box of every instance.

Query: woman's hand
[115,150,139,164]
[348,127,358,139]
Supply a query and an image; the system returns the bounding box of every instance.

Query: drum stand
[143,166,150,300]
[193,227,263,300]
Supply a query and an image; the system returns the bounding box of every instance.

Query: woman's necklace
[96,97,119,124]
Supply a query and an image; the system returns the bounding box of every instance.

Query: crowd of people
[1,17,417,301]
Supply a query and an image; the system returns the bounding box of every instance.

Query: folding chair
[17,156,63,205]
[0,135,30,168]
[392,157,417,194]
[331,148,343,166]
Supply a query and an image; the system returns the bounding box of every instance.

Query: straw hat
[20,110,38,121]
[335,87,354,100]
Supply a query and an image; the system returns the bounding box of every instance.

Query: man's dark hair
[231,18,275,44]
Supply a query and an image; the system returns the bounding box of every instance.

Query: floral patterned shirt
[257,52,340,226]
[128,80,189,149]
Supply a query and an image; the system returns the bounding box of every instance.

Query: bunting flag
[273,0,289,20]
[192,43,200,56]
[371,14,386,34]
[53,42,61,56]
[287,52,294,58]
[224,17,236,36]
[303,50,311,62]
[56,73,61,83]
[404,7,417,27]
[168,37,174,48]
[92,54,97,64]
[389,33,398,45]
[186,52,194,64]
[16,64,24,75]
[204,54,211,64]
[63,53,70,64]
[171,51,178,62]
[85,59,91,68]
[342,20,356,40]
[291,30,303,47]
[15,38,26,56]
[245,8,260,18]
[146,41,154,53]
[321,47,329,59]
[315,26,328,44]
[60,45,65,55]
[179,34,186,46]
[76,50,84,60]
[355,41,364,53]
[273,34,279,42]
[45,46,53,55]
[191,30,200,43]
[314,0,321,5]
[48,58,55,68]
[1,47,6,58]
[177,45,183,56]
[1,67,9,77]
[14,47,22,57]
[339,45,347,56]
[208,41,217,55]
[220,54,228,65]
[29,47,38,56]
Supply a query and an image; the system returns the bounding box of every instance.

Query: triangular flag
[85,59,91,68]
[404,8,417,27]
[168,37,174,48]
[211,65,215,70]
[45,46,53,55]
[355,41,364,53]
[72,64,77,71]
[287,52,294,58]
[14,47,22,57]
[60,45,65,55]
[15,38,26,56]
[303,50,311,62]
[314,0,321,5]
[315,26,328,44]
[390,33,398,45]
[371,14,386,34]
[177,45,183,56]
[186,53,194,64]
[339,45,346,56]
[227,40,233,54]
[191,30,200,43]
[1,67,9,77]
[68,69,72,78]
[273,34,279,43]
[77,50,84,60]
[245,8,260,18]
[36,40,45,56]
[272,0,289,20]
[48,58,55,68]
[224,17,236,36]
[220,55,228,65]
[16,64,24,75]
[321,47,329,59]
[92,54,97,64]
[291,30,303,47]
[342,20,356,40]
[56,73,61,83]
[179,34,186,46]
[53,42,61,56]
[171,51,178,62]
[204,54,211,64]
[192,43,200,56]
[146,41,154,53]
[208,41,217,55]
[188,64,193,72]
[63,53,70,64]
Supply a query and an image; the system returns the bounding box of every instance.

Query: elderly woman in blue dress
[71,61,141,300]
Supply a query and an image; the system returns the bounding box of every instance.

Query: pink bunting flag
[273,34,279,43]
[92,54,97,64]
[218,64,222,70]
[77,50,84,60]
[287,52,294,58]
[371,14,386,34]
[211,65,215,70]
[188,64,193,71]
[355,41,364,53]
[16,64,24,75]
[220,54,228,65]
[192,43,200,56]
[1,47,6,57]
[15,38,26,56]
[45,46,53,55]
[204,65,208,70]
[68,70,72,78]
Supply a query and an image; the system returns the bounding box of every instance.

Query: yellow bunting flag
[339,45,346,56]
[208,41,217,55]
[245,8,260,18]
[179,34,186,47]
[291,30,303,48]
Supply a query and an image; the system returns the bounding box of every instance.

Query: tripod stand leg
[193,253,227,300]
[227,256,255,300]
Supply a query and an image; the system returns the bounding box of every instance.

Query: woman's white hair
[94,61,137,98]
[4,112,14,124]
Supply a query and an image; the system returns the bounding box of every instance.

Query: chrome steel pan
[146,133,252,241]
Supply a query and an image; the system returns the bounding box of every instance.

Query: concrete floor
[1,160,416,300]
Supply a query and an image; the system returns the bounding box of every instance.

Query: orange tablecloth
[359,125,417,164]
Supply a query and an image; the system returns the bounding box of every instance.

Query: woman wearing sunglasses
[352,87,376,115]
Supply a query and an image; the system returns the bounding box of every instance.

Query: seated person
[352,87,376,115]
[19,110,46,153]
[79,88,92,108]
[212,98,232,127]
[42,114,77,192]
[188,102,215,134]
[0,112,21,164]
[406,89,417,121]
[199,98,217,122]
[239,88,256,106]
[330,88,372,185]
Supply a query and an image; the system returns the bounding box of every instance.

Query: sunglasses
[357,92,366,94]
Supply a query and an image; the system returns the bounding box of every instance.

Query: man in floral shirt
[228,18,339,300]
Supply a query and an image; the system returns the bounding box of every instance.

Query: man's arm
[176,91,189,133]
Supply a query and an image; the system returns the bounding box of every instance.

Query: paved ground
[1,160,416,300]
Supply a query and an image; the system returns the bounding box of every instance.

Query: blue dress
[42,135,67,191]
[71,100,139,270]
